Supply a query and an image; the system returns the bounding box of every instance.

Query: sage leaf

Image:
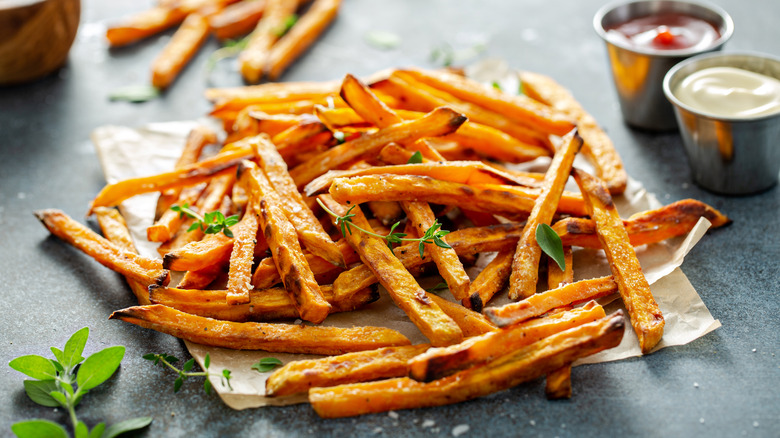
[9,355,57,381]
[23,380,60,407]
[11,419,68,438]
[536,223,565,271]
[77,346,125,391]
[102,417,152,438]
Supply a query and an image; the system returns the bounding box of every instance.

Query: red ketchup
[605,13,720,51]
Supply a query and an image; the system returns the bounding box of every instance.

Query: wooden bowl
[0,0,80,85]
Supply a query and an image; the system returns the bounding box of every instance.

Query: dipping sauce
[674,67,780,118]
[605,13,720,51]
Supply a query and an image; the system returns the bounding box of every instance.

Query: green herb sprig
[536,223,565,271]
[317,199,452,258]
[171,203,239,238]
[407,151,424,164]
[275,14,299,37]
[142,353,232,394]
[251,357,283,373]
[9,328,152,438]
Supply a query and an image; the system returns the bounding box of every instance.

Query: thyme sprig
[142,353,232,394]
[171,203,239,238]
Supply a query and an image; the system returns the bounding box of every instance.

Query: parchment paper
[92,122,720,410]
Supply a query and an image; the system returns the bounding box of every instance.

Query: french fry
[147,184,205,242]
[553,198,731,249]
[309,311,625,418]
[484,276,617,327]
[290,107,467,187]
[328,175,587,217]
[225,200,259,305]
[35,209,170,287]
[427,294,497,337]
[409,302,605,382]
[208,0,267,40]
[266,344,430,396]
[466,249,514,312]
[547,246,574,290]
[177,263,225,289]
[251,238,357,289]
[247,111,317,137]
[205,79,339,107]
[94,207,151,305]
[110,305,410,354]
[266,0,342,80]
[88,143,254,213]
[573,168,664,353]
[240,161,332,323]
[106,6,186,47]
[520,71,628,195]
[320,196,463,347]
[238,0,299,83]
[149,284,378,322]
[508,130,582,300]
[545,365,572,399]
[151,13,211,89]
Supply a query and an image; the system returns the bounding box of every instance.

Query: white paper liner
[92,122,720,410]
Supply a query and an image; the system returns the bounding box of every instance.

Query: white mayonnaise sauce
[674,66,780,118]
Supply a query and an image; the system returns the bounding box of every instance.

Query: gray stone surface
[1,0,778,436]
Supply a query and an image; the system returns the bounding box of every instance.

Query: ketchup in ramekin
[605,13,721,52]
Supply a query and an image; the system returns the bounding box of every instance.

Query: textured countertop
[1,0,778,436]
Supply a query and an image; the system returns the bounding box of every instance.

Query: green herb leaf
[49,348,65,366]
[108,85,160,103]
[204,354,211,369]
[62,327,89,370]
[23,380,61,407]
[75,421,89,438]
[364,30,401,50]
[77,346,125,392]
[102,417,153,438]
[11,419,68,438]
[88,422,105,438]
[173,376,183,393]
[182,358,195,372]
[275,14,298,37]
[536,223,565,271]
[407,151,423,164]
[49,391,68,406]
[491,81,502,91]
[204,379,212,395]
[425,282,449,293]
[222,369,233,390]
[9,355,58,381]
[251,357,283,373]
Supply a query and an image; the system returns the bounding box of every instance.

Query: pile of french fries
[107,0,341,89]
[36,67,731,417]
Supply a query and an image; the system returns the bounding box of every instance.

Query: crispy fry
[520,71,628,195]
[266,344,430,396]
[110,304,410,353]
[94,207,151,305]
[320,196,462,347]
[553,198,731,249]
[545,365,572,399]
[484,276,617,327]
[209,0,267,40]
[548,246,574,290]
[238,0,299,83]
[290,107,467,188]
[328,174,587,217]
[466,249,513,312]
[106,6,186,47]
[266,0,341,80]
[178,263,225,289]
[149,284,378,322]
[226,200,259,305]
[573,169,664,353]
[427,294,497,337]
[248,111,318,137]
[309,311,625,418]
[409,302,605,382]
[35,209,170,287]
[251,239,357,289]
[206,79,339,106]
[240,161,332,323]
[508,130,582,300]
[151,13,211,89]
[148,185,206,242]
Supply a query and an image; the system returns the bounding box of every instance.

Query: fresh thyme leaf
[364,30,402,50]
[492,81,502,91]
[275,14,299,37]
[251,357,283,373]
[536,223,565,271]
[108,85,160,103]
[407,151,423,164]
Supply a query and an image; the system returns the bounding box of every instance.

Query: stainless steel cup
[594,0,733,131]
[663,52,780,195]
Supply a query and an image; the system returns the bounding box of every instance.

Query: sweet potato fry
[251,238,357,289]
[94,207,151,305]
[151,13,211,89]
[106,6,187,47]
[320,196,462,347]
[508,130,582,300]
[553,198,731,249]
[247,111,317,137]
[208,0,267,40]
[573,168,664,353]
[466,249,514,312]
[238,0,299,83]
[240,161,332,323]
[110,305,410,353]
[548,246,574,290]
[427,294,497,337]
[520,71,628,195]
[226,200,259,305]
[409,302,605,382]
[290,107,467,188]
[328,175,587,217]
[398,68,576,137]
[148,185,206,242]
[35,209,170,287]
[545,365,572,399]
[309,311,625,418]
[149,284,378,322]
[266,344,430,396]
[484,276,617,327]
[177,263,225,289]
[88,142,254,213]
[205,79,339,106]
[266,0,341,80]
